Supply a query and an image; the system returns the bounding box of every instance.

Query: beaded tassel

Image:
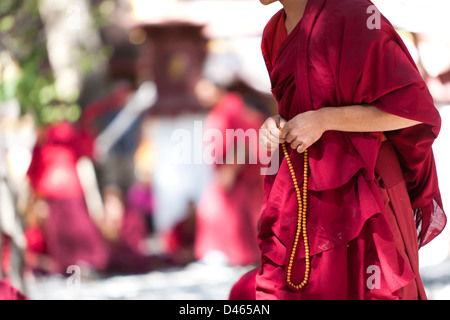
[279,127,310,289]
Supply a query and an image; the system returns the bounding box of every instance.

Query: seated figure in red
[26,121,108,275]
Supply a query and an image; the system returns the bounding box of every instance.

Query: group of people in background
[0,75,268,300]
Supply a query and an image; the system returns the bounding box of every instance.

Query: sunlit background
[0,0,449,300]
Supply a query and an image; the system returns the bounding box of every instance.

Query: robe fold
[256,0,445,300]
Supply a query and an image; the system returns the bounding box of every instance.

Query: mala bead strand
[279,127,310,290]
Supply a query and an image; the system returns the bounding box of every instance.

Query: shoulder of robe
[313,0,398,49]
[261,9,283,72]
[262,9,283,39]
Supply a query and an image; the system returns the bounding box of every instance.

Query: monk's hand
[259,115,287,152]
[281,110,326,153]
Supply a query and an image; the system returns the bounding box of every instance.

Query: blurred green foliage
[0,0,111,126]
[0,0,52,124]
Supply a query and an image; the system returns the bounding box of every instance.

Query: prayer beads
[279,127,310,290]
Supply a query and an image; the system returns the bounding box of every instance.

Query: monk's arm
[318,105,421,133]
[281,105,422,153]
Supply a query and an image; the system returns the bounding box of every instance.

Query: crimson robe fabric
[229,267,258,300]
[27,122,108,274]
[27,122,87,199]
[195,93,264,266]
[0,279,27,300]
[256,0,445,300]
[44,197,108,274]
[106,207,152,274]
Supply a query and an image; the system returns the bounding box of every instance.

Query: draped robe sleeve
[318,0,446,247]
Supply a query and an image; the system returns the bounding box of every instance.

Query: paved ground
[22,259,450,300]
[422,259,450,299]
[24,105,450,300]
[24,263,254,300]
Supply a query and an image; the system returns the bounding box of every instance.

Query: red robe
[27,122,108,274]
[256,0,445,300]
[0,279,26,300]
[195,93,265,266]
[106,207,152,274]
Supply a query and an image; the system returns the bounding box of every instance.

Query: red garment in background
[256,0,445,300]
[44,198,108,274]
[27,122,86,199]
[107,207,152,274]
[80,83,131,128]
[24,227,47,255]
[165,209,196,266]
[27,122,108,274]
[0,279,27,300]
[195,93,265,266]
[24,225,53,274]
[229,268,258,300]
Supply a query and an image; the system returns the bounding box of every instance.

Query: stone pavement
[24,263,254,300]
[22,259,450,300]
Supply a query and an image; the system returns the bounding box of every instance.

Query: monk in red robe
[27,121,108,274]
[253,0,446,300]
